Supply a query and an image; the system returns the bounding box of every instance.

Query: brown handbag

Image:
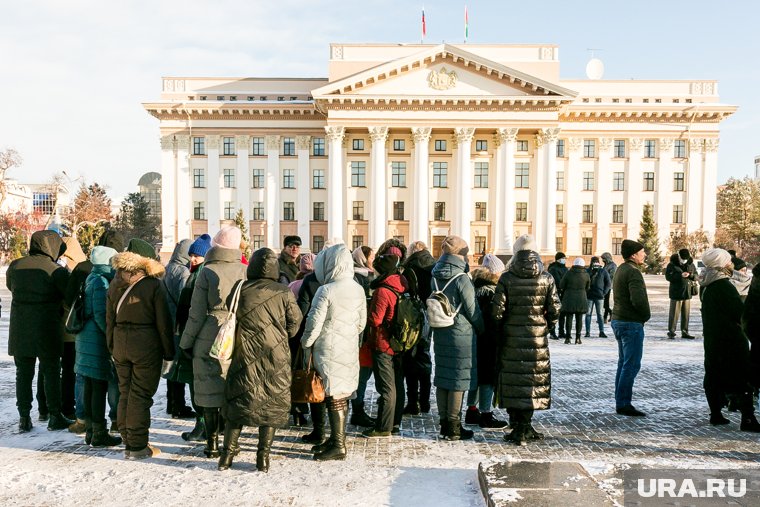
[291,347,325,404]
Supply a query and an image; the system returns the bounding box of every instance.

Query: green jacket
[611,260,651,323]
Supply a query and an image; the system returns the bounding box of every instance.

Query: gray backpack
[426,273,466,328]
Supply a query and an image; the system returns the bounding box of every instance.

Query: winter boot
[504,423,527,446]
[172,406,196,419]
[256,426,276,472]
[182,415,206,442]
[575,333,582,345]
[19,416,33,433]
[740,414,760,432]
[564,337,571,344]
[419,376,432,414]
[203,408,220,458]
[439,418,449,438]
[47,413,75,431]
[129,444,161,459]
[403,401,420,416]
[302,402,327,444]
[68,418,87,434]
[218,426,242,471]
[456,420,474,441]
[84,419,93,445]
[314,398,348,461]
[478,412,508,430]
[350,400,376,427]
[91,422,122,447]
[464,406,480,425]
[709,413,730,425]
[525,424,544,440]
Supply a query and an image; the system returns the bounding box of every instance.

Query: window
[475,139,488,152]
[312,169,325,189]
[556,171,565,191]
[351,161,366,187]
[583,171,595,191]
[312,236,325,253]
[283,202,295,221]
[612,237,622,255]
[474,162,488,188]
[673,172,685,191]
[433,162,448,188]
[308,202,323,221]
[613,172,625,191]
[556,237,564,252]
[252,235,264,250]
[673,205,684,224]
[352,139,364,151]
[283,137,295,156]
[613,140,626,158]
[475,202,487,221]
[582,204,594,223]
[282,169,295,188]
[556,139,565,158]
[582,237,593,255]
[515,163,529,188]
[252,169,264,188]
[516,140,528,152]
[613,204,624,223]
[193,137,205,155]
[556,204,564,223]
[674,140,686,158]
[223,168,235,188]
[391,162,406,187]
[475,236,487,255]
[434,202,446,221]
[312,137,325,156]
[393,139,405,151]
[352,201,364,220]
[434,139,447,151]
[193,168,205,188]
[393,235,405,244]
[252,137,265,156]
[644,139,656,158]
[515,202,528,221]
[224,201,235,220]
[223,137,235,156]
[393,201,405,221]
[352,236,364,250]
[643,172,655,191]
[583,139,596,158]
[252,202,264,220]
[193,201,205,220]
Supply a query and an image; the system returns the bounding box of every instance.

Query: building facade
[145,43,735,257]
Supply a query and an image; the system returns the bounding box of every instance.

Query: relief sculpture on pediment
[427,67,458,91]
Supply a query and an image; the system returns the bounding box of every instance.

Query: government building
[144,43,735,258]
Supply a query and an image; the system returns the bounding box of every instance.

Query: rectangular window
[352,235,364,250]
[251,137,265,156]
[613,139,626,158]
[224,201,235,220]
[282,169,295,188]
[312,169,325,189]
[223,168,235,188]
[516,140,528,152]
[515,202,528,221]
[193,201,205,220]
[393,139,405,151]
[556,139,566,158]
[474,162,488,188]
[281,137,295,156]
[475,202,487,221]
[434,139,447,151]
[674,140,686,158]
[434,202,446,221]
[613,204,624,223]
[252,169,264,188]
[613,172,625,191]
[673,204,684,224]
[582,204,594,223]
[612,237,622,255]
[475,139,488,152]
[644,139,656,158]
[313,202,325,221]
[351,161,366,187]
[556,171,565,191]
[283,202,295,221]
[556,237,564,252]
[556,204,564,223]
[312,235,324,253]
[391,162,406,187]
[352,139,364,151]
[475,236,486,255]
[433,162,448,188]
[223,137,235,156]
[252,235,264,250]
[583,171,595,191]
[252,202,264,220]
[515,163,529,188]
[643,172,655,191]
[583,139,596,158]
[582,237,593,255]
[192,136,205,155]
[673,172,685,191]
[193,168,205,188]
[312,137,325,156]
[352,201,364,221]
[393,201,405,221]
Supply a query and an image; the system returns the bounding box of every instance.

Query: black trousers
[563,312,584,337]
[83,376,108,425]
[507,407,535,425]
[61,342,76,417]
[15,356,62,417]
[402,336,432,405]
[372,351,404,432]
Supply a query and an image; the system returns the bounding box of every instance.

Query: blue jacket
[74,264,114,381]
[430,254,485,391]
[586,265,612,300]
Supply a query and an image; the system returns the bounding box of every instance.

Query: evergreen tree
[638,204,664,274]
[233,208,252,260]
[115,192,160,245]
[68,182,113,255]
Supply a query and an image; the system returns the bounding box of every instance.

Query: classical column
[454,127,475,242]
[175,135,192,242]
[296,135,312,251]
[411,127,432,244]
[206,135,221,236]
[656,138,674,248]
[236,135,250,224]
[702,138,719,234]
[595,138,613,253]
[160,135,177,251]
[494,128,518,255]
[325,126,346,241]
[686,138,705,232]
[369,126,389,249]
[265,135,280,248]
[537,128,560,254]
[566,138,583,254]
[624,138,642,241]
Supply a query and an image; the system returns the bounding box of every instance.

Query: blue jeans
[611,320,645,409]
[466,385,495,412]
[585,299,605,335]
[75,374,86,419]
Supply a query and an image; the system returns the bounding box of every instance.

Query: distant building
[138,171,162,218]
[755,155,760,180]
[0,179,32,213]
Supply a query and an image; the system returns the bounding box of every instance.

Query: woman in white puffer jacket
[301,243,367,461]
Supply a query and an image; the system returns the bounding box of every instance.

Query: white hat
[513,234,538,254]
[573,257,585,267]
[702,248,731,269]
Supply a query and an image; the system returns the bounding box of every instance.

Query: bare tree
[0,148,23,209]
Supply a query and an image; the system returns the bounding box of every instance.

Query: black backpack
[380,285,425,353]
[64,281,86,334]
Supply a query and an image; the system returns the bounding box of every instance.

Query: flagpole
[421,6,426,44]
[464,5,468,44]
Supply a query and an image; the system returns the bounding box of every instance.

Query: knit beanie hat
[621,239,645,259]
[90,246,117,266]
[440,235,469,256]
[481,253,505,274]
[189,234,212,257]
[702,248,731,269]
[555,251,567,261]
[373,253,400,275]
[573,257,585,267]
[212,226,242,250]
[127,238,158,260]
[590,256,601,267]
[299,253,317,274]
[283,235,302,247]
[678,248,691,260]
[734,257,747,271]
[513,234,538,254]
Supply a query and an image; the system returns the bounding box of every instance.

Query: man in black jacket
[546,252,568,340]
[665,249,697,339]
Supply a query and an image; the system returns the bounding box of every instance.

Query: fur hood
[470,267,499,287]
[111,251,165,278]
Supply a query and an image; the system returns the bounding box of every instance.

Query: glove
[161,360,174,377]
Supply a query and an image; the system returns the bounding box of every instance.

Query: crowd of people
[5,225,760,473]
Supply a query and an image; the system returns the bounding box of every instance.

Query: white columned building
[454,127,475,242]
[325,126,345,241]
[686,138,704,232]
[494,128,518,255]
[296,135,311,245]
[235,135,251,224]
[625,140,643,240]
[175,136,192,241]
[411,127,431,245]
[160,136,177,248]
[703,139,720,233]
[206,135,221,236]
[369,126,389,249]
[265,135,280,248]
[595,138,612,253]
[537,128,560,254]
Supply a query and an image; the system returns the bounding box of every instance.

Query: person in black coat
[742,263,760,392]
[665,249,697,339]
[546,252,568,340]
[559,258,590,344]
[585,257,611,338]
[601,252,617,323]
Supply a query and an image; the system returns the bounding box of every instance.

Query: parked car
[695,259,705,277]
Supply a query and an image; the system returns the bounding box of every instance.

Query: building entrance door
[432,235,447,258]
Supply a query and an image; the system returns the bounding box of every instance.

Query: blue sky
[1,0,757,202]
